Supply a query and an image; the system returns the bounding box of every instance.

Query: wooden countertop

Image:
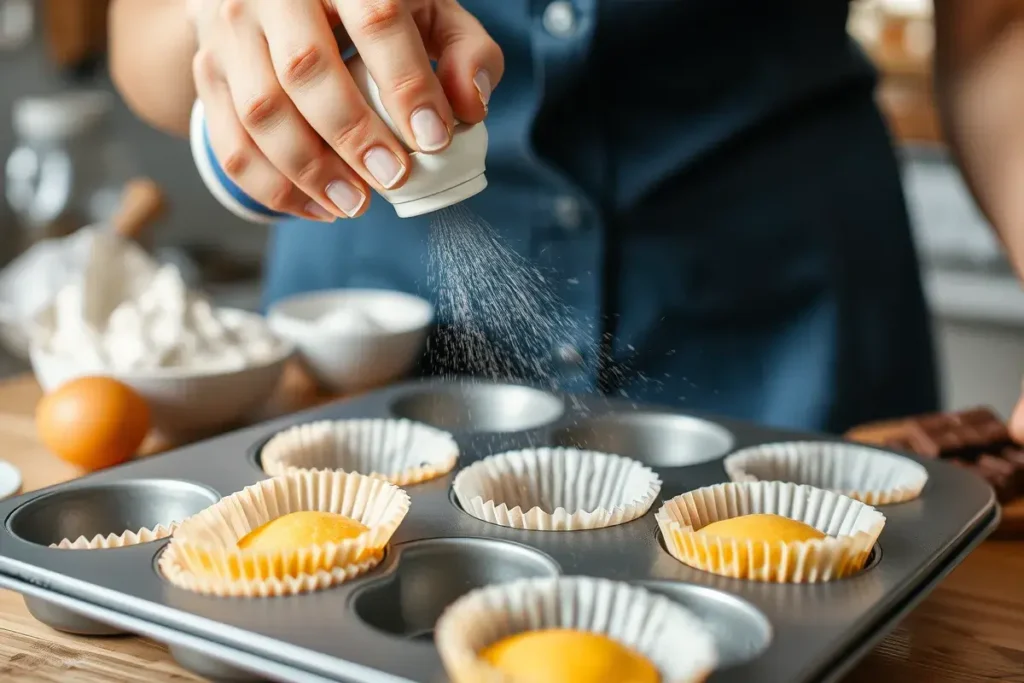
[0,372,1022,682]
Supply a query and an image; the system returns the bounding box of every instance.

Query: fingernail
[364,146,405,188]
[473,69,492,108]
[304,201,336,221]
[325,180,365,217]
[410,107,450,152]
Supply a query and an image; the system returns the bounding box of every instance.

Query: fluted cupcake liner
[260,418,459,487]
[52,523,177,550]
[656,481,885,583]
[434,576,718,683]
[158,544,383,598]
[723,441,928,505]
[160,470,409,597]
[452,447,661,531]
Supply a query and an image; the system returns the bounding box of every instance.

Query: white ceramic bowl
[29,309,293,439]
[266,289,433,394]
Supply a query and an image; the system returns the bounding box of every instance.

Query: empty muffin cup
[723,441,929,505]
[452,447,662,531]
[159,470,410,597]
[260,418,459,486]
[5,479,221,551]
[434,576,718,683]
[656,481,885,583]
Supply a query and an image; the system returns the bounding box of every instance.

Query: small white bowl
[266,289,433,394]
[30,309,293,439]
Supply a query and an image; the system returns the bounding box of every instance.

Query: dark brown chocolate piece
[973,454,1024,503]
[903,407,1013,461]
[959,465,1014,503]
[882,436,914,452]
[1000,447,1024,468]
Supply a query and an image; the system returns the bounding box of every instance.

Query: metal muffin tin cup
[552,411,735,466]
[0,379,999,683]
[7,479,219,636]
[7,479,220,548]
[352,538,560,639]
[390,383,564,432]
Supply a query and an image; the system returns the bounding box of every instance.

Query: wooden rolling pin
[111,178,166,242]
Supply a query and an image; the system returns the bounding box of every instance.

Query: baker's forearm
[108,0,196,137]
[934,2,1024,279]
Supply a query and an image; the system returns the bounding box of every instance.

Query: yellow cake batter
[696,513,826,544]
[480,629,660,683]
[689,513,827,573]
[237,511,369,551]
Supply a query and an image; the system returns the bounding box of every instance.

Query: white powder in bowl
[316,305,385,334]
[35,232,282,373]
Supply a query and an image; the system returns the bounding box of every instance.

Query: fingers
[195,0,502,225]
[193,48,325,221]
[1010,394,1024,444]
[258,0,412,194]
[219,0,367,218]
[426,0,504,125]
[333,0,455,153]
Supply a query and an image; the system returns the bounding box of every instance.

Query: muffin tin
[0,379,999,682]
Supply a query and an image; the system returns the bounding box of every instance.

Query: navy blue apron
[262,0,938,433]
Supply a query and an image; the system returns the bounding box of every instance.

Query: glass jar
[4,90,135,252]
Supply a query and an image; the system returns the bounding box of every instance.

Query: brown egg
[36,377,150,471]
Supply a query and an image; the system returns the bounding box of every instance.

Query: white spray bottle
[190,54,488,222]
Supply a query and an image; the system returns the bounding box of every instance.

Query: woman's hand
[1010,389,1024,445]
[188,0,503,221]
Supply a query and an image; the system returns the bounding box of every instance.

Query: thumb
[1009,394,1024,444]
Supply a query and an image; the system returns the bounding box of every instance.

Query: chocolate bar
[1001,447,1024,468]
[881,436,914,452]
[973,454,1024,504]
[854,407,1024,503]
[947,455,1022,503]
[903,407,1013,461]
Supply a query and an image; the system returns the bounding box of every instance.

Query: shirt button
[542,1,576,38]
[553,195,582,231]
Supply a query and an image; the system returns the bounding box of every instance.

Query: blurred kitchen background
[0,0,265,379]
[0,0,1021,416]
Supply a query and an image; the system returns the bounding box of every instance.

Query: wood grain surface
[0,370,1022,682]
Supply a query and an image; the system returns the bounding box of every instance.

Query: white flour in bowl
[316,305,385,333]
[34,231,281,373]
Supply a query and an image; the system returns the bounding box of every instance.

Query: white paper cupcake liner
[51,523,177,550]
[434,576,717,683]
[260,418,459,487]
[655,481,885,583]
[160,470,409,597]
[723,441,929,505]
[158,543,384,598]
[452,447,662,531]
